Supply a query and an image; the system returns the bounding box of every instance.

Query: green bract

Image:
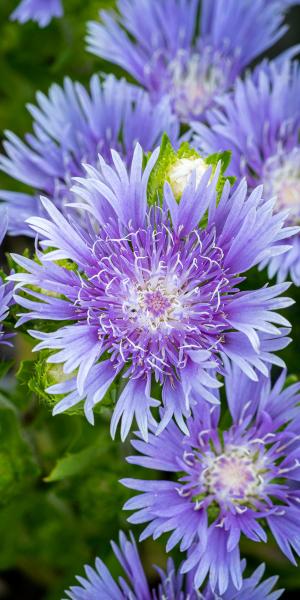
[147,133,235,205]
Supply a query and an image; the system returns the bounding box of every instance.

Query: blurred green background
[1,1,300,598]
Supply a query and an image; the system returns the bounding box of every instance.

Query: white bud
[169,157,208,198]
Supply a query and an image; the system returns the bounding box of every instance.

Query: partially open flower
[64,531,283,600]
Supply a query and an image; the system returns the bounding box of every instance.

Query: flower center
[144,290,172,316]
[167,50,228,121]
[201,446,265,504]
[123,277,183,333]
[95,225,229,379]
[169,157,208,198]
[263,148,300,224]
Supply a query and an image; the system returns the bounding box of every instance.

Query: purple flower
[0,75,178,236]
[10,144,294,439]
[121,364,300,593]
[0,213,14,346]
[86,0,297,123]
[10,0,63,27]
[193,59,300,284]
[64,530,283,599]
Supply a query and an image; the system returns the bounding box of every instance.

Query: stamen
[276,434,300,453]
[278,459,300,474]
[200,445,267,506]
[263,147,300,223]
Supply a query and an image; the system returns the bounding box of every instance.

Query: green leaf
[0,360,13,381]
[205,150,232,175]
[44,444,102,482]
[205,150,235,202]
[0,394,39,505]
[6,248,31,273]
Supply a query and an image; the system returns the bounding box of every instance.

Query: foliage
[0,354,143,599]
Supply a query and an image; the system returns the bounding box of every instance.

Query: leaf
[205,150,232,175]
[0,360,13,381]
[0,394,39,505]
[6,248,31,273]
[44,443,103,482]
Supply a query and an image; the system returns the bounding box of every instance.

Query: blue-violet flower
[11,0,63,27]
[87,0,298,123]
[193,59,300,284]
[121,365,300,592]
[10,144,294,439]
[0,75,178,236]
[64,530,283,600]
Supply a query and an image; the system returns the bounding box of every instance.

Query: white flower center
[123,277,184,333]
[201,446,266,504]
[168,52,227,120]
[263,149,300,223]
[169,157,208,198]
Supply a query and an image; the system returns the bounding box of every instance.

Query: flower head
[86,0,296,123]
[10,144,293,439]
[64,530,283,600]
[122,365,300,593]
[0,75,178,236]
[193,59,300,284]
[11,0,63,27]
